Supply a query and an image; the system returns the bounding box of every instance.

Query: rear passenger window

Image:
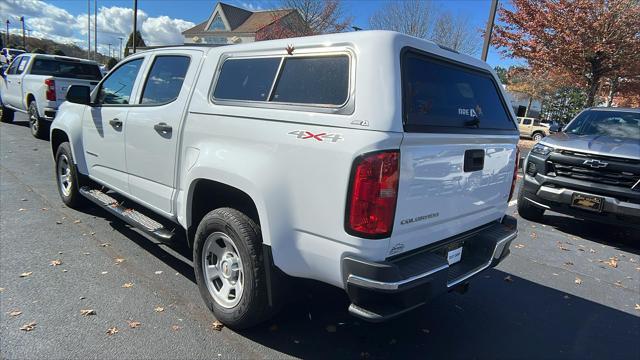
[402,49,515,133]
[271,56,349,105]
[213,57,280,101]
[523,118,532,125]
[141,56,190,105]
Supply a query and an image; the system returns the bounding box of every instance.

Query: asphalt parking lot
[1,114,639,359]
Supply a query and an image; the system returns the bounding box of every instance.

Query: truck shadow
[239,270,639,359]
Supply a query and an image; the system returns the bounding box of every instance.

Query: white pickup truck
[49,31,519,329]
[0,54,102,138]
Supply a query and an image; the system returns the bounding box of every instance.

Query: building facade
[182,2,303,46]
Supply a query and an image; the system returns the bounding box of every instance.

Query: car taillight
[346,150,400,238]
[45,79,56,101]
[508,148,520,202]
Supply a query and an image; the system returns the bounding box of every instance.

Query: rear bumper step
[79,186,173,240]
[342,216,517,322]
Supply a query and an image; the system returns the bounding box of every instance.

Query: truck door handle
[154,122,172,134]
[109,118,122,129]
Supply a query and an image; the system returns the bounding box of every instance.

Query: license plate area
[571,192,604,212]
[433,240,465,266]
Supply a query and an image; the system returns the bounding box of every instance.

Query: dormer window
[208,13,226,31]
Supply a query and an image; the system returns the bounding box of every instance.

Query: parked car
[518,107,640,228]
[49,31,519,328]
[517,116,549,141]
[0,48,26,64]
[0,53,102,138]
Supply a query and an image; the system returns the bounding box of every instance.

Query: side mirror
[66,85,91,105]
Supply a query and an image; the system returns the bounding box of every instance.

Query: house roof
[182,2,295,36]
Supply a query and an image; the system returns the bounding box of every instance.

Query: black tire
[532,132,544,142]
[55,142,87,209]
[517,186,545,221]
[193,208,272,329]
[1,105,14,123]
[28,101,48,139]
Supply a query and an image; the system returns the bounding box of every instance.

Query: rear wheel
[0,105,14,123]
[517,187,545,221]
[193,208,272,329]
[28,101,48,139]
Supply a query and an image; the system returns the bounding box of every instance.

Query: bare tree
[369,1,481,56]
[431,11,480,55]
[369,0,436,38]
[282,0,351,35]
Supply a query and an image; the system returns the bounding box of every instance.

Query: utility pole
[118,36,123,60]
[5,20,9,48]
[132,0,138,54]
[87,0,91,59]
[20,17,26,51]
[108,43,111,58]
[481,0,499,62]
[94,0,97,59]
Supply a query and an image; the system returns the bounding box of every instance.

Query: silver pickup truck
[0,53,102,138]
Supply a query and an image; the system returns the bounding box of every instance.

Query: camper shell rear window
[401,48,517,134]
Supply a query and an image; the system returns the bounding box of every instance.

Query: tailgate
[389,48,518,256]
[54,78,99,106]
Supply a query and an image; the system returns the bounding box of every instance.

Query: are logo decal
[288,130,343,143]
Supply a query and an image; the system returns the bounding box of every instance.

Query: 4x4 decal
[288,130,343,143]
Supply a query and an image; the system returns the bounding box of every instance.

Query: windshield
[30,58,102,80]
[564,110,640,139]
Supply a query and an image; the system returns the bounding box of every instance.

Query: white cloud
[1,0,194,53]
[240,2,264,11]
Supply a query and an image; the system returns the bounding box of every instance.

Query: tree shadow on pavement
[239,269,639,360]
[540,213,640,255]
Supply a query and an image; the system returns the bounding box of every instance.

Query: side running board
[79,186,173,240]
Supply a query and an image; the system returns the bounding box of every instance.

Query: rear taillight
[45,79,56,101]
[508,148,520,202]
[346,150,400,238]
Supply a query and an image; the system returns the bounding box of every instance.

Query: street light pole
[87,0,91,59]
[94,0,97,59]
[5,20,9,48]
[481,0,499,62]
[132,0,138,54]
[118,36,123,60]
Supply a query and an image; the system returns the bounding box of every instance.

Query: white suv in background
[49,31,519,328]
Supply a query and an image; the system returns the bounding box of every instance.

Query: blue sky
[4,0,523,67]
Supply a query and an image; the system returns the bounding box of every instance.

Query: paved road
[1,115,639,359]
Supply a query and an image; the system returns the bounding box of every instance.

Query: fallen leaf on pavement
[557,242,570,251]
[154,271,163,275]
[504,275,513,282]
[8,309,22,317]
[589,248,596,253]
[605,258,618,268]
[114,258,125,264]
[629,258,637,263]
[21,198,27,201]
[564,261,574,266]
[154,306,164,312]
[575,277,582,285]
[514,244,525,249]
[20,272,33,278]
[106,327,118,336]
[212,320,224,331]
[55,220,62,224]
[122,282,134,288]
[171,325,182,331]
[0,287,5,292]
[326,325,337,333]
[62,269,68,273]
[530,232,537,239]
[18,208,26,212]
[20,322,36,331]
[614,280,623,287]
[100,243,110,247]
[50,259,63,266]
[101,271,108,275]
[128,321,141,329]
[41,208,48,211]
[73,219,81,224]
[80,309,96,316]
[634,304,640,311]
